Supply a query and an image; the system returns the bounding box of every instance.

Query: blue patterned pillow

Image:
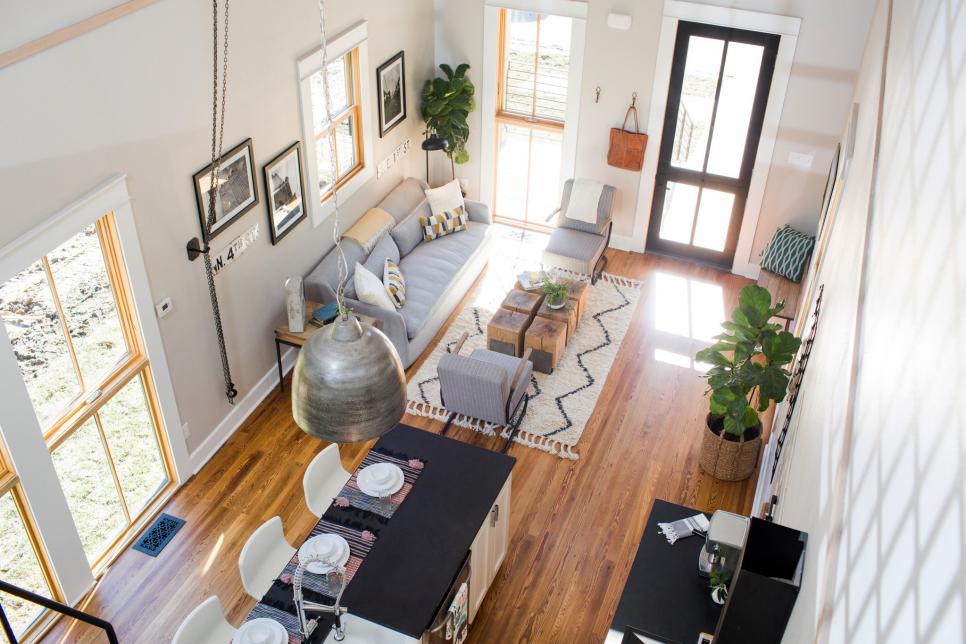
[760,225,815,283]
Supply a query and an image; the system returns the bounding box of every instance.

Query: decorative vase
[711,585,728,605]
[548,296,566,310]
[699,413,762,481]
[285,277,305,333]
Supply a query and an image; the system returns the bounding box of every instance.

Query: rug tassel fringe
[552,267,645,290]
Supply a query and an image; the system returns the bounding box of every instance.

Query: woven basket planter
[699,414,762,481]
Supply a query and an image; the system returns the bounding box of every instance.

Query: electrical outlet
[181,422,191,438]
[156,297,173,319]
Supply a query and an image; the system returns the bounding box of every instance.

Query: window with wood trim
[0,439,56,638]
[0,214,174,570]
[307,49,364,203]
[494,9,573,227]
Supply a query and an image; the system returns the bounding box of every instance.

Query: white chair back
[172,596,236,644]
[238,516,296,599]
[303,443,351,517]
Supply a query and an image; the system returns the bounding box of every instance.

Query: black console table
[608,499,721,643]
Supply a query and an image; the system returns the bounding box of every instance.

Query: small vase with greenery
[694,285,801,480]
[421,63,476,166]
[540,276,570,310]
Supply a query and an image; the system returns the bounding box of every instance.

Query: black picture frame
[192,138,259,242]
[263,141,308,245]
[377,51,407,137]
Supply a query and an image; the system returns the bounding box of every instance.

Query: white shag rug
[405,227,643,459]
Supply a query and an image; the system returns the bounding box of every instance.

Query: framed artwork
[263,141,308,244]
[192,138,259,241]
[377,51,406,137]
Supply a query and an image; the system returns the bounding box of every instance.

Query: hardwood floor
[40,248,765,644]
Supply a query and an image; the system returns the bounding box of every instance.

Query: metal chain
[316,0,348,318]
[201,0,237,404]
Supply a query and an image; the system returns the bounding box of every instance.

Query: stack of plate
[297,533,350,574]
[233,618,287,644]
[356,463,404,498]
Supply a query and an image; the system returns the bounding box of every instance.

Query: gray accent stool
[304,178,493,368]
[437,331,532,453]
[543,178,616,284]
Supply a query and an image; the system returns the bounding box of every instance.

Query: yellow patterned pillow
[418,206,468,242]
[383,258,406,309]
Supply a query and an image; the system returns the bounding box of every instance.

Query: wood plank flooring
[40,249,765,644]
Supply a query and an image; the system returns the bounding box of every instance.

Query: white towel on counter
[658,513,710,544]
[567,178,605,224]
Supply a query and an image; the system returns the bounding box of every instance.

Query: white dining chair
[172,595,236,644]
[238,516,296,599]
[303,443,351,517]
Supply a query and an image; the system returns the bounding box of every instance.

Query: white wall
[0,0,434,455]
[435,0,875,260]
[775,0,966,641]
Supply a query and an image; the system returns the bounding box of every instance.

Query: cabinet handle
[491,504,499,527]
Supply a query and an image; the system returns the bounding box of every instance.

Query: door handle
[490,504,499,527]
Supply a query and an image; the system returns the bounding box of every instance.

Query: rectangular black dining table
[257,423,515,641]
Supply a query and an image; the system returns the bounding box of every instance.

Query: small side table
[487,308,529,357]
[525,317,567,374]
[501,289,543,324]
[566,280,589,321]
[537,300,578,342]
[274,301,377,391]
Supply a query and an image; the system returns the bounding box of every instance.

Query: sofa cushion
[391,199,433,257]
[542,227,607,276]
[362,232,400,276]
[354,262,396,312]
[398,221,489,338]
[760,225,814,283]
[419,207,468,242]
[377,177,430,223]
[384,259,406,309]
[304,237,365,303]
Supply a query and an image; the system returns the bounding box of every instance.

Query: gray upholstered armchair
[437,332,532,453]
[543,178,616,284]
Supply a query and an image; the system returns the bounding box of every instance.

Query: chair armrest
[342,298,409,366]
[509,348,532,394]
[545,207,561,223]
[464,200,492,225]
[451,331,469,355]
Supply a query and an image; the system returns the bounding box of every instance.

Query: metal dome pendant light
[292,0,406,443]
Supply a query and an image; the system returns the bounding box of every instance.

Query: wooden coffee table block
[537,300,578,341]
[525,317,567,374]
[566,280,589,320]
[501,289,543,324]
[487,308,529,357]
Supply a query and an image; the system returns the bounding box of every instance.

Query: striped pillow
[383,258,406,309]
[760,225,815,283]
[418,206,468,242]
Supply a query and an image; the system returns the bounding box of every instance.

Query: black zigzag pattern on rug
[542,281,631,439]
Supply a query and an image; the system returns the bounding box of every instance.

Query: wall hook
[631,91,638,108]
[595,86,601,103]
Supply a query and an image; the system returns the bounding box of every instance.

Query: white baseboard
[732,261,762,280]
[188,346,297,474]
[610,233,645,253]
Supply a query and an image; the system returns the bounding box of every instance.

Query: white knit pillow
[424,179,465,218]
[353,262,395,312]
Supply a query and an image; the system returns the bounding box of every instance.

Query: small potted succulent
[539,275,570,310]
[695,285,801,481]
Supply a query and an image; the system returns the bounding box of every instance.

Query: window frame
[297,22,375,228]
[312,50,365,204]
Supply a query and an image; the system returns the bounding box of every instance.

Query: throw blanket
[343,207,394,253]
[567,179,605,224]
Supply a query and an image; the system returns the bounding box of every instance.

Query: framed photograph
[192,138,259,242]
[377,51,406,137]
[263,141,308,244]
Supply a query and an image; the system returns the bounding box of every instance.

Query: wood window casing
[317,49,365,205]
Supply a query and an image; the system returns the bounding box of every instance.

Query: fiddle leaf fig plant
[696,285,801,438]
[421,63,475,164]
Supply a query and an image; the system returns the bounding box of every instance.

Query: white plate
[298,533,350,574]
[233,618,287,644]
[357,463,404,497]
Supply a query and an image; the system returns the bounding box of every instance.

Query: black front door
[646,21,779,268]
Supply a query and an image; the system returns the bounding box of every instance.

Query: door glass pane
[0,491,52,636]
[533,15,571,121]
[0,261,81,428]
[527,128,564,221]
[98,374,167,515]
[503,11,538,116]
[692,188,736,251]
[706,42,764,178]
[659,182,700,244]
[51,419,127,562]
[316,133,335,194]
[495,123,531,220]
[335,116,357,178]
[671,36,724,172]
[46,225,129,388]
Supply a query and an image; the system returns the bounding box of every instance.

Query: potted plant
[421,63,475,166]
[695,285,801,481]
[539,275,570,310]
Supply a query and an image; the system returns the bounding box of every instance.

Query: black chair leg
[502,394,529,453]
[440,412,457,437]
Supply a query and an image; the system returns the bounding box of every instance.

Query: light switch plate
[788,151,814,169]
[155,296,173,319]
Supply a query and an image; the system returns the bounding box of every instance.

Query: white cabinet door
[485,475,511,583]
[469,520,489,623]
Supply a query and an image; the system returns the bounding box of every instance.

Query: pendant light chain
[202,0,238,404]
[316,0,349,319]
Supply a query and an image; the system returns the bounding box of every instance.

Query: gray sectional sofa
[304,178,492,368]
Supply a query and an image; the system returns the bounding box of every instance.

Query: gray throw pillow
[363,233,400,276]
[391,200,432,256]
